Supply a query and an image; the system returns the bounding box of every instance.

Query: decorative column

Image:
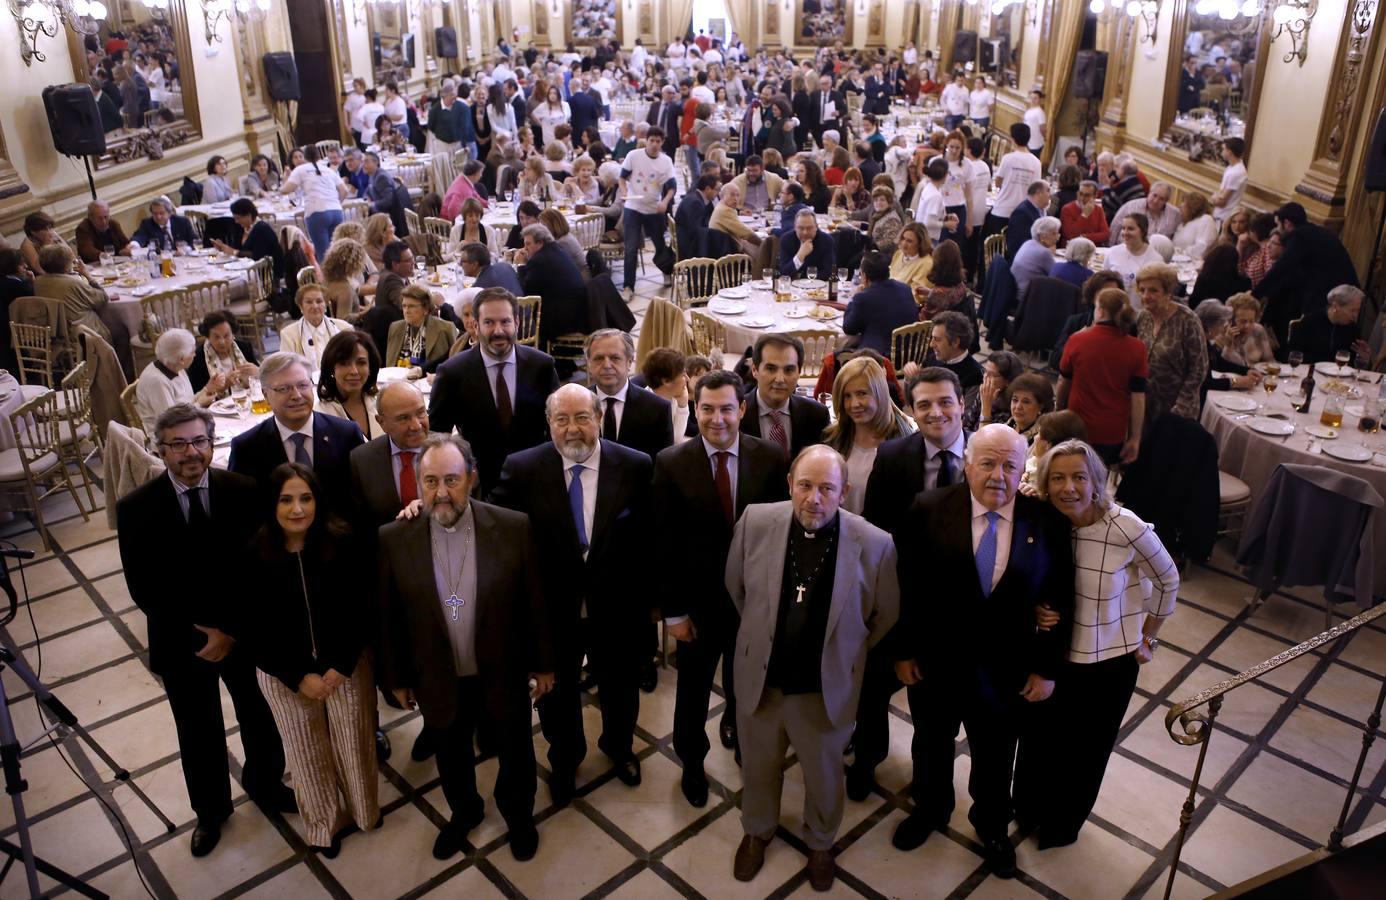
[1095,12,1137,149]
[868,0,885,46]
[532,0,552,47]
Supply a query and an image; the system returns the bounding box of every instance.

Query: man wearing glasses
[228,351,365,508]
[117,403,295,858]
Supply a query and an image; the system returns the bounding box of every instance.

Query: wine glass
[806,266,818,282]
[99,245,114,270]
[761,268,775,288]
[1287,350,1304,374]
[1335,349,1352,381]
[231,385,249,419]
[1259,375,1278,416]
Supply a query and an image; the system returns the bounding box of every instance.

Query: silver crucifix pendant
[444,594,464,620]
[795,584,806,604]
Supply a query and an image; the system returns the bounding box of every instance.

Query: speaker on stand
[262,52,301,161]
[1072,50,1108,166]
[42,84,106,200]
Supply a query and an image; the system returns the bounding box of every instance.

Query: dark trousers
[1014,653,1138,838]
[850,642,900,773]
[536,614,640,775]
[161,649,286,824]
[433,676,536,832]
[622,208,668,289]
[671,615,738,769]
[942,204,968,250]
[905,678,1021,841]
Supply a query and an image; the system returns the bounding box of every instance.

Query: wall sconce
[203,0,270,44]
[1269,0,1315,65]
[8,0,108,66]
[1088,0,1160,46]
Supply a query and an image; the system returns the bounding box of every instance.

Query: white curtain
[668,0,697,41]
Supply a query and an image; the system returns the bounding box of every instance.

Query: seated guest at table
[279,284,352,372]
[1193,300,1260,406]
[1108,181,1181,245]
[517,156,557,202]
[373,115,407,153]
[386,284,458,374]
[116,404,293,859]
[1285,284,1370,365]
[709,182,765,259]
[363,213,396,270]
[1190,242,1251,306]
[729,155,784,214]
[337,149,368,199]
[1015,440,1177,849]
[821,355,915,515]
[1057,287,1147,464]
[504,200,543,250]
[889,222,934,290]
[132,198,198,253]
[135,329,223,433]
[743,333,832,459]
[235,153,279,200]
[867,186,905,257]
[612,120,637,161]
[824,144,848,185]
[446,198,493,259]
[779,209,836,278]
[1172,193,1219,260]
[1135,264,1208,423]
[362,152,414,238]
[1004,372,1054,444]
[248,462,379,859]
[513,224,588,346]
[964,350,1025,432]
[1105,213,1164,306]
[1220,292,1274,366]
[562,156,604,205]
[1101,159,1146,221]
[212,198,285,282]
[1012,216,1061,303]
[33,244,114,342]
[538,209,589,274]
[317,330,383,441]
[844,252,918,356]
[1050,164,1082,217]
[675,174,718,260]
[768,182,810,239]
[1059,180,1109,247]
[1004,181,1050,264]
[320,238,371,319]
[543,140,572,182]
[0,249,31,373]
[203,156,235,204]
[459,242,522,295]
[925,310,983,392]
[287,147,307,170]
[829,167,870,219]
[1051,237,1096,290]
[363,240,411,355]
[1237,212,1276,288]
[641,347,692,446]
[917,240,968,320]
[75,201,132,263]
[229,351,366,505]
[187,310,259,396]
[20,212,80,276]
[441,160,486,222]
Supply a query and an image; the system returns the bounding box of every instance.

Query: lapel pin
[1026,535,1034,544]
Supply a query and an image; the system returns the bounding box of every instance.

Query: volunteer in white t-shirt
[1211,137,1247,224]
[1023,90,1047,157]
[940,74,969,130]
[618,127,677,293]
[990,123,1044,227]
[282,150,350,260]
[969,77,995,129]
[914,158,958,243]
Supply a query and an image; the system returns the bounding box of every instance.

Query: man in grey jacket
[724,445,899,892]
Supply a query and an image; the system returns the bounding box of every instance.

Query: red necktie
[768,410,788,452]
[398,451,417,505]
[714,451,735,527]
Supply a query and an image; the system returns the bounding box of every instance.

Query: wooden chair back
[714,254,754,291]
[891,319,933,372]
[672,258,719,310]
[184,280,232,329]
[119,382,141,430]
[343,199,370,223]
[783,331,834,379]
[515,295,542,347]
[690,310,728,358]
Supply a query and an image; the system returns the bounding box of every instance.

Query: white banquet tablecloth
[98,263,251,337]
[702,281,845,355]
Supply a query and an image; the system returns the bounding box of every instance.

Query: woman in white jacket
[532,85,570,147]
[1172,193,1219,259]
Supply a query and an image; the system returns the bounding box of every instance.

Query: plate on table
[1316,363,1351,377]
[1322,443,1373,463]
[783,307,812,319]
[116,277,142,287]
[719,287,750,300]
[740,316,775,328]
[792,279,826,290]
[224,258,255,271]
[209,399,240,417]
[1245,416,1294,436]
[708,302,747,315]
[1211,394,1258,412]
[1306,425,1339,439]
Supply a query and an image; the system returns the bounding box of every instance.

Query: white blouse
[1172,214,1219,260]
[316,393,384,440]
[842,445,879,515]
[283,163,345,217]
[135,364,193,436]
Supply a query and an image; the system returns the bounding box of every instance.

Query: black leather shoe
[411,728,437,762]
[845,765,875,803]
[375,729,392,762]
[984,837,1017,878]
[432,824,465,860]
[681,767,709,807]
[614,757,642,787]
[719,719,737,750]
[1037,828,1079,851]
[509,824,539,861]
[190,820,222,858]
[639,661,658,693]
[318,832,343,859]
[548,772,575,808]
[252,785,297,815]
[577,667,597,691]
[891,813,938,852]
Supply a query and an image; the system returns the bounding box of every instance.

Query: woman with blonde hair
[320,238,371,318]
[331,220,367,246]
[830,167,871,220]
[889,222,934,289]
[362,213,395,270]
[518,156,557,202]
[821,355,914,515]
[543,140,571,180]
[563,156,603,204]
[1221,292,1275,365]
[1172,192,1218,259]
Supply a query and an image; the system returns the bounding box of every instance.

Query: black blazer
[115,470,261,675]
[227,219,285,283]
[808,89,846,137]
[893,484,1075,693]
[489,440,653,627]
[185,339,259,393]
[739,388,830,461]
[651,435,789,624]
[861,430,974,536]
[227,411,365,510]
[518,242,589,344]
[348,435,405,535]
[674,191,711,260]
[601,383,674,462]
[132,215,198,252]
[1005,200,1044,264]
[377,501,552,728]
[427,345,560,493]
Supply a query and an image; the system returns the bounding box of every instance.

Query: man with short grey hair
[516,223,589,347]
[1286,283,1369,364]
[75,199,132,263]
[586,327,673,461]
[779,208,835,278]
[1109,180,1181,244]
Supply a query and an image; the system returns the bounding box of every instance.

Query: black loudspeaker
[980,37,1008,73]
[263,52,301,102]
[435,26,457,59]
[1366,107,1386,193]
[952,30,977,64]
[1074,49,1109,100]
[372,33,382,67]
[401,33,416,68]
[42,84,106,157]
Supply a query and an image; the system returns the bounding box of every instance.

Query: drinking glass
[231,386,249,418]
[99,246,114,270]
[1260,375,1278,415]
[837,267,849,284]
[1287,350,1303,372]
[806,266,817,282]
[1335,349,1352,380]
[1356,354,1374,385]
[761,268,775,287]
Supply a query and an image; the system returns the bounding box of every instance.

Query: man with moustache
[377,434,554,862]
[726,446,898,891]
[653,370,789,807]
[490,385,652,804]
[889,424,1074,877]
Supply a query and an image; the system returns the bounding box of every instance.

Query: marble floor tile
[834,808,982,899]
[584,752,713,851]
[1013,821,1156,898]
[488,805,635,900]
[1269,705,1386,783]
[662,806,810,900]
[320,801,456,897]
[146,808,293,900]
[1179,805,1309,888]
[603,867,686,899]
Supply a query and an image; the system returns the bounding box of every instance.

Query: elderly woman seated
[1011,216,1062,303]
[1051,237,1096,290]
[134,328,222,435]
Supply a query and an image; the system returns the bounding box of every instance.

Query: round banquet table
[179,195,304,227]
[702,279,847,355]
[94,259,252,338]
[1201,365,1386,595]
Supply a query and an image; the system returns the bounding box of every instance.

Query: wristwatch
[1142,636,1161,651]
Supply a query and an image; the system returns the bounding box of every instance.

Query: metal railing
[1161,602,1386,899]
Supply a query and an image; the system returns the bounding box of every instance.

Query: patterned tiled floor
[0,266,1382,899]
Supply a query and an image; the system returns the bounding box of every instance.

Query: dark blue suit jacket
[569,91,600,141]
[674,191,711,259]
[227,411,366,512]
[132,215,197,252]
[1005,200,1044,264]
[843,278,920,356]
[778,230,836,277]
[475,261,523,295]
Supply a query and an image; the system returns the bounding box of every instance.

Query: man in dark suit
[516,223,589,347]
[740,333,830,460]
[653,370,789,807]
[1255,201,1361,333]
[850,367,969,800]
[864,62,893,115]
[227,352,365,508]
[459,242,522,295]
[1005,181,1050,264]
[586,329,673,462]
[377,434,554,862]
[131,198,197,252]
[363,152,415,238]
[843,251,919,357]
[568,74,601,141]
[778,210,837,278]
[675,174,718,261]
[117,404,294,858]
[890,424,1074,877]
[428,288,560,495]
[490,385,652,805]
[809,74,845,144]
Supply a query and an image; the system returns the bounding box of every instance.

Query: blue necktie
[289,432,311,467]
[569,464,588,553]
[976,511,999,598]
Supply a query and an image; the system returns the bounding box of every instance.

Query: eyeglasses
[550,413,595,427]
[267,382,315,396]
[159,436,212,452]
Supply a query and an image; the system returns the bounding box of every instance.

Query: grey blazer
[725,501,900,728]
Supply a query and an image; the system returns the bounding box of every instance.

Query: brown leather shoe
[733,834,769,882]
[807,849,835,892]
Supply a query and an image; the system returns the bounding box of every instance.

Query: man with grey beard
[489,384,654,804]
[377,433,554,863]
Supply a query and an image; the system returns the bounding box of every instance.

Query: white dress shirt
[923,430,966,490]
[483,347,518,408]
[970,493,1016,590]
[595,382,629,437]
[275,416,315,465]
[170,470,210,520]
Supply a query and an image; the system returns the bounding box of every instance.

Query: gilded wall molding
[0,130,31,201]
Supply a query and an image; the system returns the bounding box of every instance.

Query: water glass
[1287,351,1304,375]
[99,249,113,269]
[806,266,817,282]
[761,268,775,286]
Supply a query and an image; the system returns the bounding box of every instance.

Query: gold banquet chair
[890,320,933,373]
[515,295,542,347]
[714,254,753,291]
[129,289,190,373]
[671,258,719,310]
[783,331,834,380]
[0,390,89,550]
[690,310,727,358]
[184,280,232,330]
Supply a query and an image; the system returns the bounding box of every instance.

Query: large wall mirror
[67,0,202,169]
[369,2,414,87]
[796,0,851,46]
[1161,4,1267,166]
[985,6,1024,89]
[570,0,618,44]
